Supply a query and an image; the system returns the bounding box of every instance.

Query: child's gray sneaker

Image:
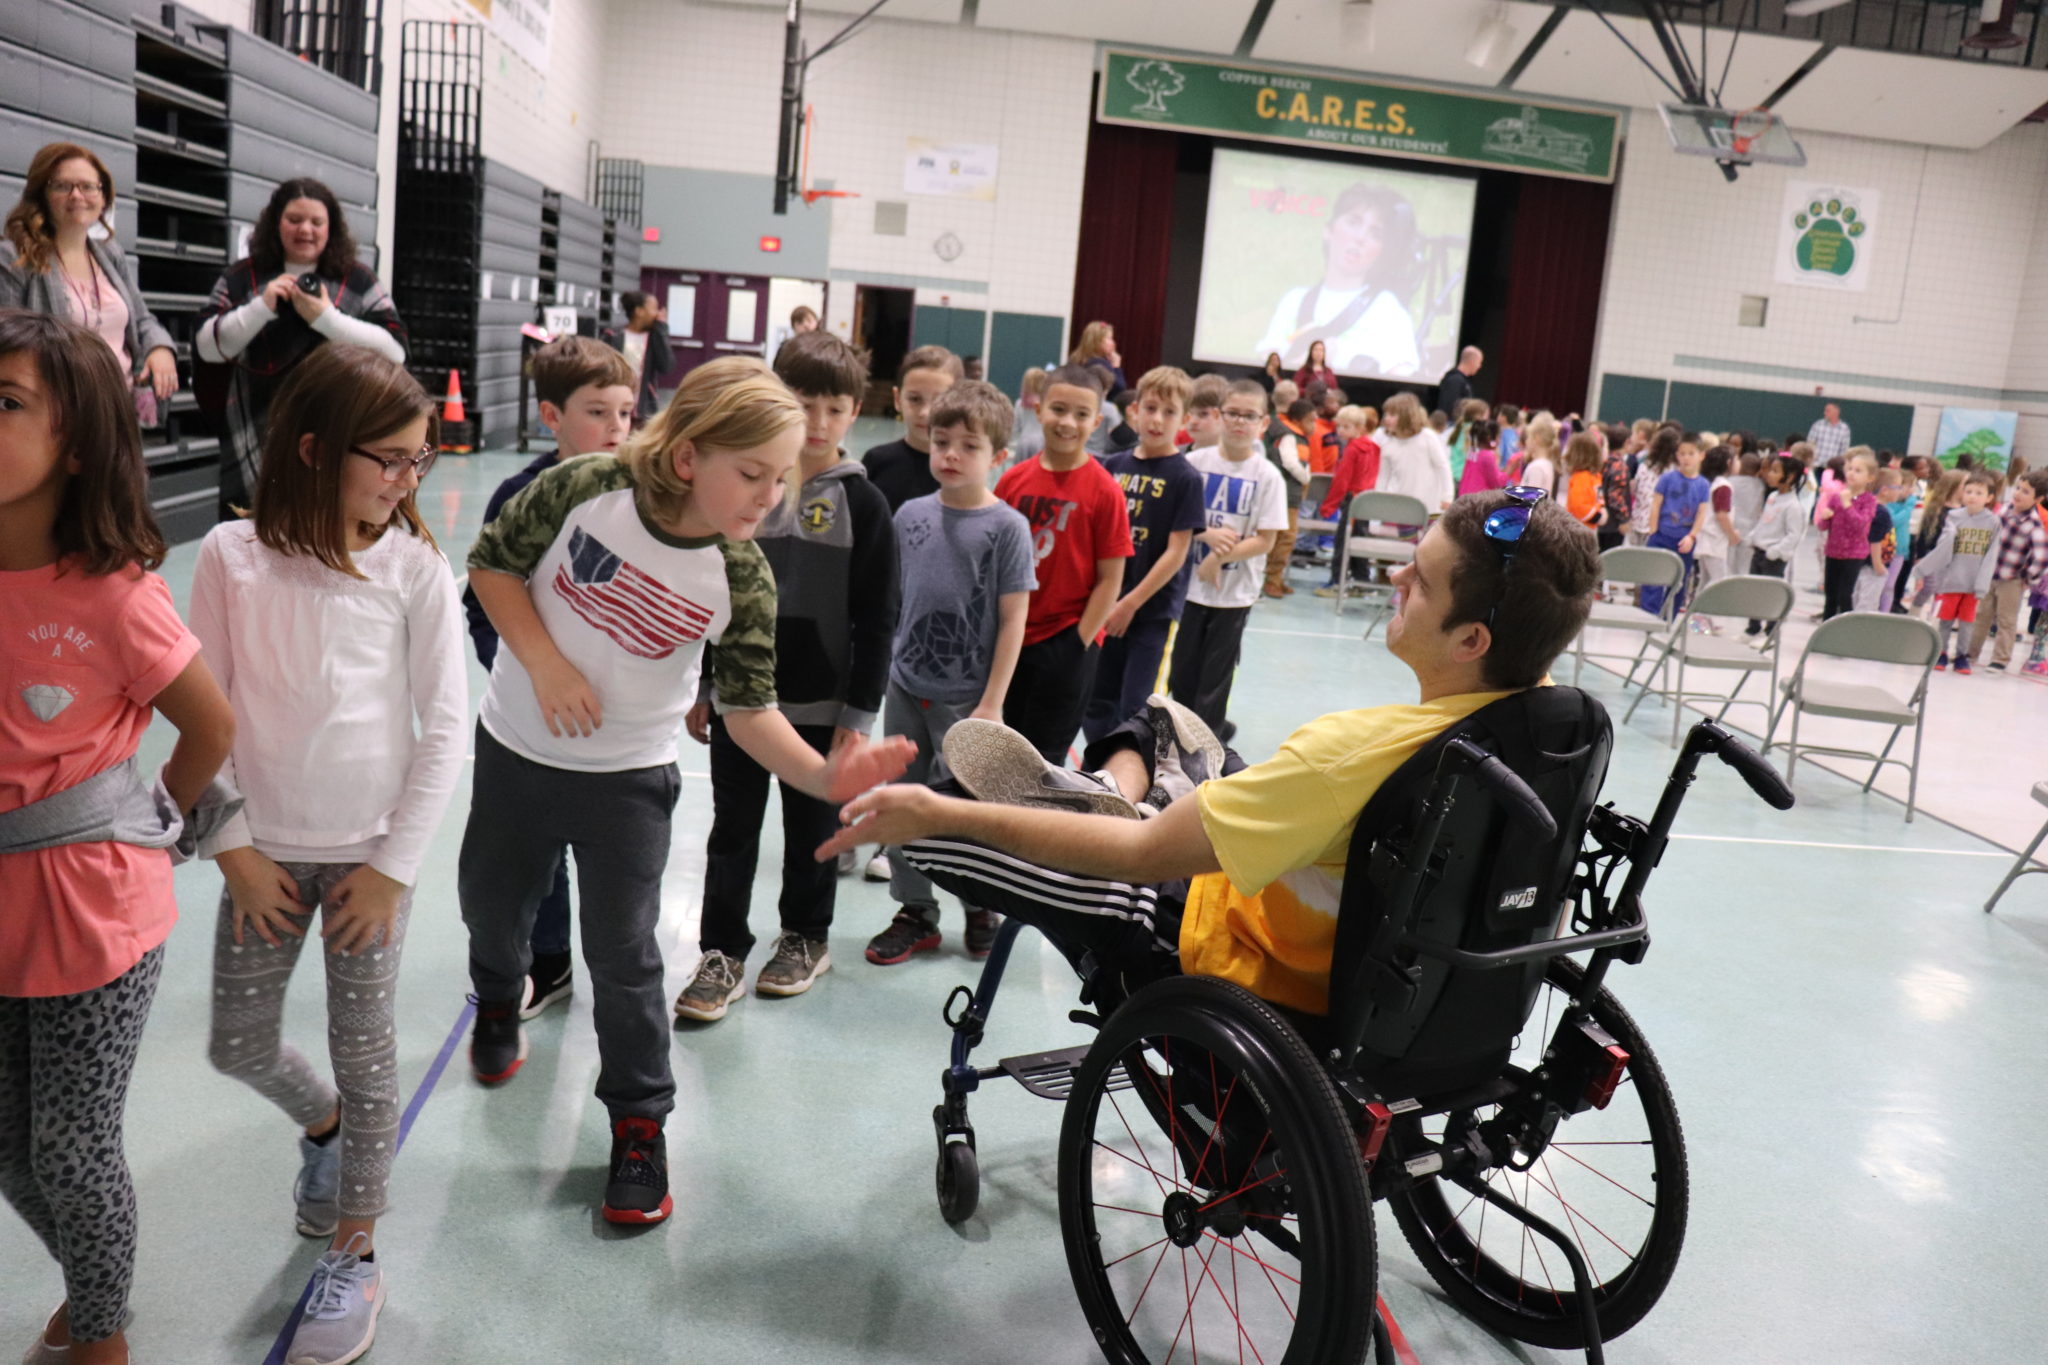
[754,933,831,997]
[943,719,1139,818]
[293,1133,341,1238]
[285,1232,382,1365]
[674,951,746,1022]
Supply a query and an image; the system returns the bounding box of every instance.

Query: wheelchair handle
[1688,720,1795,810]
[1443,737,1559,842]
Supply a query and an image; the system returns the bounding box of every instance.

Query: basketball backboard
[1659,102,1808,168]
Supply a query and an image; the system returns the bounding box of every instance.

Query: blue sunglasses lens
[1484,505,1533,543]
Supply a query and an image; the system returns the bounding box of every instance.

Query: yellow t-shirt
[1186,689,1519,1015]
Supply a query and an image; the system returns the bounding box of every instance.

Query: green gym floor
[7,430,2045,1364]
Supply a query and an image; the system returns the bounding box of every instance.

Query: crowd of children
[9,292,2048,1365]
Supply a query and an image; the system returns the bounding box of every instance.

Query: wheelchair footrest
[997,1045,1130,1102]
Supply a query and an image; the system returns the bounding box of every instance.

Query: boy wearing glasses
[1170,379,1290,734]
[820,490,1602,1020]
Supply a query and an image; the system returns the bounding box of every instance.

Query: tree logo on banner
[1126,59,1185,115]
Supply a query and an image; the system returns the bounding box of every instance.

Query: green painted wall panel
[987,311,1066,399]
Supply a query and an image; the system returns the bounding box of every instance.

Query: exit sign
[642,226,660,243]
[759,235,782,253]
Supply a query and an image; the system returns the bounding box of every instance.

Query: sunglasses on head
[1482,485,1548,632]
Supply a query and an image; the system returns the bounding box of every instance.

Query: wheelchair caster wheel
[936,1139,980,1223]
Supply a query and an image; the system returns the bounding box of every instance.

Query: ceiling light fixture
[1465,6,1517,69]
[1962,0,2024,50]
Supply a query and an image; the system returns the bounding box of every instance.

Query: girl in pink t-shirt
[0,312,234,1365]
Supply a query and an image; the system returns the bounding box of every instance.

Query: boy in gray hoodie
[677,331,901,1020]
[1911,471,2000,673]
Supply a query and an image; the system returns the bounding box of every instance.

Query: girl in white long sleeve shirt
[1374,393,1455,515]
[189,344,463,1364]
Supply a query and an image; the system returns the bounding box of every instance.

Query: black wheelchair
[920,687,1792,1364]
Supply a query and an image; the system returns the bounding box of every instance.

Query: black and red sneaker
[469,997,527,1084]
[865,910,941,965]
[601,1116,673,1225]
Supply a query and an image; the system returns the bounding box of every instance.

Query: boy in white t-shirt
[1169,380,1290,734]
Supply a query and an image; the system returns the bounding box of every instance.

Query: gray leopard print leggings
[0,945,165,1344]
[208,861,411,1222]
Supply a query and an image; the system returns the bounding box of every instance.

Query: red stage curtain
[1069,115,1178,380]
[1495,174,1614,416]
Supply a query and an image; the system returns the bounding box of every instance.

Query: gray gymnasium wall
[638,166,828,281]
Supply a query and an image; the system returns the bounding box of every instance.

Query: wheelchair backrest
[1329,686,1613,1094]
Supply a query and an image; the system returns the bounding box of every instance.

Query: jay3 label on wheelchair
[910,686,1794,1365]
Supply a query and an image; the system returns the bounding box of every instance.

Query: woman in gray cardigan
[0,142,179,409]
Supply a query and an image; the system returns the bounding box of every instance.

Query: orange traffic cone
[438,370,473,454]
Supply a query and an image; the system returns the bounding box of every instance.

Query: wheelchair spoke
[1105,1233,1174,1270]
[1106,1091,1178,1197]
[1192,1233,1273,1365]
[1124,1237,1173,1326]
[1550,1141,1658,1209]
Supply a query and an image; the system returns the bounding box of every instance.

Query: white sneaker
[285,1232,383,1365]
[863,851,893,882]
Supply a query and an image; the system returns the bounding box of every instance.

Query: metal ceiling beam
[1235,0,1278,58]
[1500,5,1574,86]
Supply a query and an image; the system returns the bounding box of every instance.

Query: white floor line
[1670,833,2009,858]
[1244,626,1360,640]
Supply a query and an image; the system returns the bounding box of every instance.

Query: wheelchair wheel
[937,1139,980,1223]
[1058,976,1375,1365]
[1386,958,1688,1349]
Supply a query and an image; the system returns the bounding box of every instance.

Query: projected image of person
[1255,183,1421,381]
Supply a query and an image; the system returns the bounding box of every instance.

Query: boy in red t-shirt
[993,364,1135,762]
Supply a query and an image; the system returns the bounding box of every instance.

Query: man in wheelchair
[818,488,1600,1020]
[820,487,1791,1363]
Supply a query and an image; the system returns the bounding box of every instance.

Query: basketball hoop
[799,104,858,207]
[1729,107,1776,159]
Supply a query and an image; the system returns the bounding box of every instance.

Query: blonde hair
[1525,411,1561,459]
[1068,321,1112,366]
[1844,445,1878,474]
[618,357,804,525]
[1019,366,1047,400]
[1335,404,1369,435]
[1384,391,1426,440]
[1134,365,1193,412]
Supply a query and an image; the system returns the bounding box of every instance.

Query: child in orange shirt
[1563,430,1605,531]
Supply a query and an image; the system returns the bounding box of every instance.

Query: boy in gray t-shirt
[1910,473,2000,670]
[868,383,1038,965]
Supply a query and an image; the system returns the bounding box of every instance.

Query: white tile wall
[596,3,1096,341]
[1594,118,2048,452]
[2006,165,2048,460]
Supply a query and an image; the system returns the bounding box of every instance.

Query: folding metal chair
[1295,473,1336,568]
[1984,782,2048,912]
[1622,575,1796,746]
[1572,547,1686,686]
[1763,612,1940,822]
[1335,491,1430,637]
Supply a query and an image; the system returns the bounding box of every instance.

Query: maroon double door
[637,269,771,387]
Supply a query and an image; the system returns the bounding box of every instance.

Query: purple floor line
[259,1000,477,1365]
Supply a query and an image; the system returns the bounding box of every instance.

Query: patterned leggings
[0,946,165,1343]
[208,862,411,1221]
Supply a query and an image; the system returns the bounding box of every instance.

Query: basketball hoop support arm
[773,0,894,214]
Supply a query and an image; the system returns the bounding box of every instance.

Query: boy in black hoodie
[675,331,901,1021]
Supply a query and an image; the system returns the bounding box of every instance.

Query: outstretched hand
[814,783,945,862]
[817,733,917,805]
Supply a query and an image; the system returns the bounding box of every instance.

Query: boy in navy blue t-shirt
[1643,440,1710,616]
[1086,367,1207,742]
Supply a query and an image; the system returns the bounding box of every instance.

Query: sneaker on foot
[943,719,1140,818]
[1147,694,1227,781]
[293,1131,341,1238]
[866,911,942,965]
[1934,653,1949,671]
[755,933,831,997]
[1313,584,1343,598]
[1955,655,1972,675]
[1985,660,2007,673]
[863,851,893,882]
[601,1116,672,1225]
[519,950,573,1021]
[284,1231,383,1365]
[673,950,745,1022]
[965,909,1003,959]
[836,847,857,876]
[469,997,527,1084]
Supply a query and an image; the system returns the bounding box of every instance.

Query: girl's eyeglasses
[1482,485,1549,631]
[348,444,439,483]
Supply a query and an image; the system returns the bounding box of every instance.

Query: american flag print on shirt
[551,527,714,659]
